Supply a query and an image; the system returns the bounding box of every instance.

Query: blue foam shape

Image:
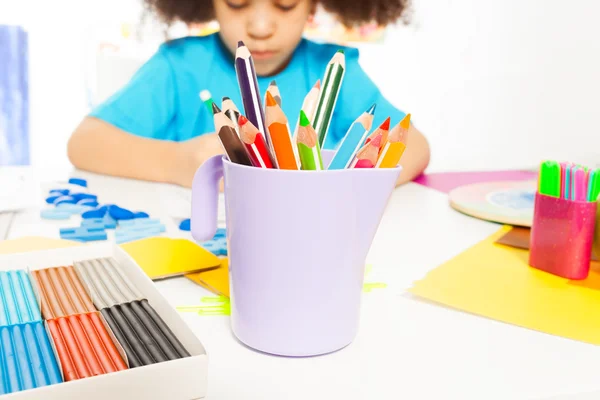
[179,219,191,231]
[59,224,105,235]
[56,203,89,214]
[0,322,63,394]
[45,195,60,204]
[201,239,228,256]
[60,228,107,242]
[77,199,99,208]
[102,213,117,229]
[54,196,77,205]
[109,205,134,220]
[116,232,155,244]
[119,218,161,227]
[40,209,71,220]
[68,178,87,187]
[0,271,42,326]
[49,189,69,196]
[115,225,165,237]
[81,218,104,226]
[214,228,226,239]
[70,193,97,202]
[82,207,107,219]
[133,211,149,219]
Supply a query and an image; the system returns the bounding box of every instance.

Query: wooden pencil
[376,114,410,168]
[235,41,268,145]
[297,110,324,171]
[352,134,383,168]
[328,104,376,170]
[266,80,282,107]
[292,79,321,167]
[265,91,298,170]
[221,96,241,133]
[313,50,345,147]
[212,103,253,166]
[238,115,274,168]
[365,117,391,147]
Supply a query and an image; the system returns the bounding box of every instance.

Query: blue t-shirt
[90,33,406,150]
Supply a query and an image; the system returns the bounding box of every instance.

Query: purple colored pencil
[235,41,268,145]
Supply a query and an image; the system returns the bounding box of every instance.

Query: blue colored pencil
[328,104,376,170]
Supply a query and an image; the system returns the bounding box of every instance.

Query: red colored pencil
[352,134,384,168]
[238,115,274,168]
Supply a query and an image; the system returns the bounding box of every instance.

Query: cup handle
[191,155,224,242]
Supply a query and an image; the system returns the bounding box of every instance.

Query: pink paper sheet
[414,170,537,194]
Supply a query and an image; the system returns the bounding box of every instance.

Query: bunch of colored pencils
[212,41,409,171]
[539,161,600,201]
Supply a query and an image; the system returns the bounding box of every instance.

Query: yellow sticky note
[120,237,221,280]
[409,226,600,345]
[185,258,229,298]
[0,236,80,254]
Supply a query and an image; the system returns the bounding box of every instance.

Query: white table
[3,167,600,400]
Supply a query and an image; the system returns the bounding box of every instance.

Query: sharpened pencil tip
[212,103,221,115]
[337,49,344,54]
[400,113,411,130]
[269,80,277,87]
[238,115,248,126]
[222,96,230,102]
[367,104,376,115]
[314,79,321,89]
[380,117,391,131]
[265,91,277,107]
[237,41,245,48]
[299,110,310,127]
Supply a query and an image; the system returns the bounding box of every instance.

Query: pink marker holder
[529,192,597,280]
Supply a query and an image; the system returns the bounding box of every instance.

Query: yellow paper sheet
[410,226,600,345]
[120,237,221,280]
[185,258,229,298]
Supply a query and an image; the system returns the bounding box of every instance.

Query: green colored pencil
[590,169,600,201]
[539,160,561,197]
[313,50,345,147]
[200,90,214,112]
[297,110,323,170]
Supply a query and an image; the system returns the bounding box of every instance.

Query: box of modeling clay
[0,242,207,400]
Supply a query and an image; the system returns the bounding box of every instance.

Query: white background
[1,0,599,172]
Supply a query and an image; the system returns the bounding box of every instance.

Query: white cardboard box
[1,242,208,400]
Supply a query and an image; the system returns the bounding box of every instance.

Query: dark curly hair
[143,0,411,28]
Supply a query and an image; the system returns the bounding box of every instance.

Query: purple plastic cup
[191,150,401,356]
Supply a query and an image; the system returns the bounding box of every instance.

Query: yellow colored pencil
[376,113,410,168]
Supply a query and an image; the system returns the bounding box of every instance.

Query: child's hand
[174,133,224,188]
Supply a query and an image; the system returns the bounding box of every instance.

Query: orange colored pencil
[376,113,410,168]
[265,92,298,170]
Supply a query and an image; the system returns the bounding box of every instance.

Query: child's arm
[67,117,223,187]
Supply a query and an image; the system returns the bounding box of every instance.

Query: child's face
[214,0,314,76]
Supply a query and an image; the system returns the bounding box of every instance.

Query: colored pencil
[587,170,596,201]
[297,110,324,170]
[235,41,268,145]
[238,115,274,169]
[199,90,214,112]
[328,104,376,170]
[265,91,298,170]
[266,80,282,107]
[353,134,384,168]
[590,169,600,201]
[574,167,588,201]
[538,160,560,198]
[212,104,253,166]
[365,117,391,146]
[292,79,321,166]
[313,50,345,147]
[222,97,241,134]
[376,114,410,168]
